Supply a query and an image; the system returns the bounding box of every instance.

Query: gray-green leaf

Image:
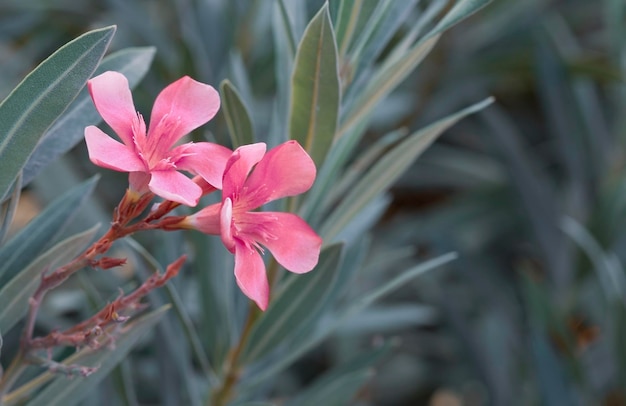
[289,3,340,168]
[0,26,115,199]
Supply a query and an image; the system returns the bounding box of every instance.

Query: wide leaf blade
[220,80,255,148]
[21,46,155,186]
[288,3,340,168]
[0,26,115,198]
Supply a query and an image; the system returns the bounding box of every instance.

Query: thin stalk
[208,304,260,406]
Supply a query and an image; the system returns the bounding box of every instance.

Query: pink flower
[187,141,322,310]
[84,71,231,206]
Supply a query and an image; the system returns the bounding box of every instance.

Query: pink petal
[147,76,220,153]
[220,198,235,252]
[173,142,232,189]
[222,143,266,200]
[84,126,145,172]
[233,240,270,311]
[148,170,202,206]
[88,71,138,146]
[244,141,316,208]
[241,211,322,274]
[189,203,222,235]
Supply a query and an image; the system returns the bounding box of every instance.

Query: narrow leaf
[23,306,169,406]
[242,253,456,390]
[339,34,439,137]
[243,243,343,362]
[0,224,99,333]
[22,46,155,186]
[286,342,392,406]
[0,176,99,285]
[0,172,22,245]
[322,97,494,241]
[426,0,493,39]
[0,26,115,198]
[220,80,254,148]
[289,3,340,168]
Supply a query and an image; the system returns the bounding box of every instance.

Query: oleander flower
[84,71,231,206]
[186,141,322,310]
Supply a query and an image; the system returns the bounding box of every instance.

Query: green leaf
[426,0,493,39]
[0,176,99,285]
[220,80,255,148]
[24,306,169,406]
[321,97,494,241]
[289,3,340,168]
[0,224,99,333]
[21,46,155,186]
[288,370,373,406]
[0,26,115,199]
[242,243,343,363]
[339,34,439,137]
[0,172,22,245]
[348,0,418,74]
[285,341,392,406]
[242,253,456,390]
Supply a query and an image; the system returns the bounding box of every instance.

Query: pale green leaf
[0,172,22,245]
[0,26,115,198]
[22,46,155,186]
[242,253,456,390]
[220,80,254,148]
[0,224,99,333]
[23,306,169,406]
[287,370,373,406]
[0,176,99,285]
[285,341,392,406]
[242,243,343,363]
[426,0,494,39]
[322,97,494,241]
[339,34,439,137]
[289,3,340,168]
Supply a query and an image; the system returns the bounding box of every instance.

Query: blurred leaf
[24,306,169,406]
[22,46,155,186]
[285,341,392,406]
[191,231,237,371]
[561,216,626,303]
[426,0,493,39]
[348,0,418,75]
[289,2,340,168]
[287,370,372,406]
[242,253,455,389]
[0,26,115,199]
[322,97,494,241]
[0,172,22,245]
[336,304,436,334]
[220,80,255,148]
[0,224,99,333]
[338,34,438,137]
[243,243,343,363]
[0,176,99,285]
[276,0,297,56]
[530,331,576,405]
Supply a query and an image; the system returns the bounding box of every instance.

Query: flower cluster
[85,71,322,310]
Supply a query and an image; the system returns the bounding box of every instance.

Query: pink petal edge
[245,211,322,274]
[244,140,316,207]
[148,170,202,206]
[222,143,266,200]
[84,126,145,172]
[147,76,221,153]
[234,240,270,311]
[88,71,138,146]
[173,142,232,189]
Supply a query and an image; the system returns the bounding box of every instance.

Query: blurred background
[2,0,626,405]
